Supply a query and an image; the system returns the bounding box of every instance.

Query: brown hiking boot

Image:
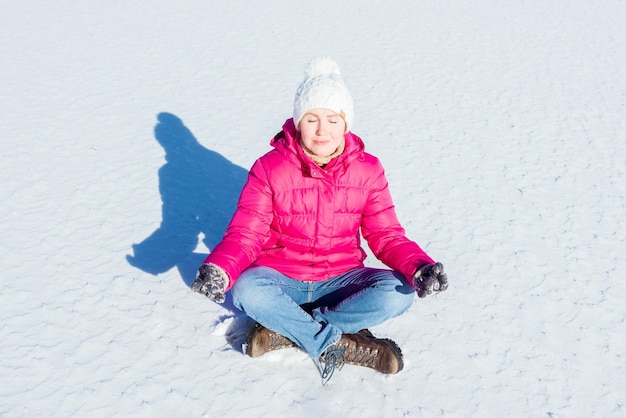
[319,332,403,381]
[244,323,296,358]
[244,323,376,359]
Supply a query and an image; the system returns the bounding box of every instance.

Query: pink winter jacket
[204,119,435,290]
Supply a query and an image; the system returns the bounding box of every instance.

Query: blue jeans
[231,266,415,358]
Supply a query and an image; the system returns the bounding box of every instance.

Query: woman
[192,57,448,381]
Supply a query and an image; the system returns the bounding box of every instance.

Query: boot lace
[320,348,346,384]
[268,333,293,351]
[319,341,379,384]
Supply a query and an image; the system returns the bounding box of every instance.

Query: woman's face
[298,108,346,157]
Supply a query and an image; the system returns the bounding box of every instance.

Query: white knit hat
[293,57,354,131]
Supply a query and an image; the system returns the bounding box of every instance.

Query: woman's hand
[191,263,229,303]
[413,262,448,298]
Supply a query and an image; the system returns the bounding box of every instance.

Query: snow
[1,1,625,416]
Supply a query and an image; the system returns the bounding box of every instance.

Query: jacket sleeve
[360,160,435,285]
[203,158,273,289]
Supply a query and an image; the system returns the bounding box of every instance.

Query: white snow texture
[1,1,625,417]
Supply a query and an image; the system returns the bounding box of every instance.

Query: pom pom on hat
[304,57,342,78]
[293,57,354,131]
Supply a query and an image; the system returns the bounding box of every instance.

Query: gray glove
[413,262,448,298]
[191,263,229,303]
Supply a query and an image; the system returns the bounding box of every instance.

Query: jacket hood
[270,118,365,173]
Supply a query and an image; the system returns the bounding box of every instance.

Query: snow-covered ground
[2,1,625,416]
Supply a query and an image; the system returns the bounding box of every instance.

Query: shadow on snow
[126,112,247,312]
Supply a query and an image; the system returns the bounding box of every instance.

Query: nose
[316,120,328,135]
